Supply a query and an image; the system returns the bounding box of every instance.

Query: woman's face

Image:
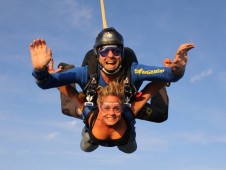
[98,95,123,126]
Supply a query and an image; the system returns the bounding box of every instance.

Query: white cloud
[58,120,81,129]
[190,68,213,83]
[45,131,60,140]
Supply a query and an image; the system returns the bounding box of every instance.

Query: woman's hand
[163,58,173,67]
[47,58,62,74]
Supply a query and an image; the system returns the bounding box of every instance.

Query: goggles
[98,45,122,57]
[100,102,122,113]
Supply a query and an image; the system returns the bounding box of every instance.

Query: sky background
[0,0,226,170]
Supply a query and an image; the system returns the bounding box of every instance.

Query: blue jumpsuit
[32,62,182,90]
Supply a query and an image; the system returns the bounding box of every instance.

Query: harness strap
[123,106,136,131]
[84,73,98,106]
[82,106,91,119]
[123,69,137,107]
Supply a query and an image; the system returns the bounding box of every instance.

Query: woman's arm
[47,59,85,109]
[130,82,166,116]
[58,85,84,109]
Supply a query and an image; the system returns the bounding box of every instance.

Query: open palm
[29,38,52,71]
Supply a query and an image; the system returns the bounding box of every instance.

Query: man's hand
[29,38,52,71]
[172,43,195,75]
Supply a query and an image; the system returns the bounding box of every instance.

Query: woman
[65,80,165,153]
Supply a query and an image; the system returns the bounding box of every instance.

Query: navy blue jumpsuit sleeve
[32,66,88,90]
[130,62,183,88]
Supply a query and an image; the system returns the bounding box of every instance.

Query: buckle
[84,102,94,107]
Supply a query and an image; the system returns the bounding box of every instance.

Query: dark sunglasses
[98,46,122,57]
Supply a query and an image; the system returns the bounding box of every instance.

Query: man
[30,27,194,122]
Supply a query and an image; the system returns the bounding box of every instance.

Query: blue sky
[0,0,226,170]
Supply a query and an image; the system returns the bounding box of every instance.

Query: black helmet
[93,27,124,56]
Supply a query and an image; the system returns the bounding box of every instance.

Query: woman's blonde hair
[97,81,125,106]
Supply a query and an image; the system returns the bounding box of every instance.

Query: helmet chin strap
[100,65,122,75]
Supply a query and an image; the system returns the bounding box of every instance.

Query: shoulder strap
[82,49,99,106]
[82,107,98,130]
[82,49,98,75]
[82,106,92,119]
[123,106,136,128]
[123,69,137,106]
[84,73,99,106]
[122,47,138,68]
[121,48,138,106]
